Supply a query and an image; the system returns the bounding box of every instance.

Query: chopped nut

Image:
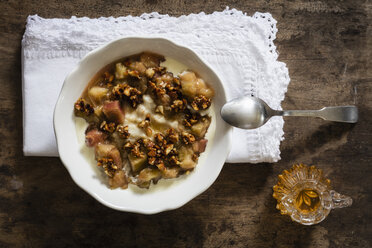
[116,124,130,139]
[183,111,200,127]
[97,158,118,177]
[124,141,144,158]
[74,98,94,115]
[155,162,166,171]
[137,115,152,136]
[143,138,155,148]
[181,132,196,144]
[191,95,211,111]
[100,121,116,133]
[165,80,181,93]
[148,157,156,165]
[170,99,187,112]
[124,141,133,149]
[153,146,163,158]
[147,149,157,157]
[154,133,165,145]
[148,81,167,99]
[147,132,170,160]
[169,155,181,166]
[169,148,178,156]
[112,84,124,96]
[168,90,181,101]
[112,83,142,108]
[164,144,174,155]
[138,120,148,128]
[123,87,131,96]
[143,131,182,171]
[136,138,145,146]
[131,141,145,158]
[166,128,179,144]
[138,115,150,127]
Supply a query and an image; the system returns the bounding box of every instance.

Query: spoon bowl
[221,97,270,129]
[221,96,358,129]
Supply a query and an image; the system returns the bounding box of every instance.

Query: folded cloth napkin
[22,8,290,163]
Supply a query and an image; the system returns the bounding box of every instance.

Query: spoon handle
[277,106,358,123]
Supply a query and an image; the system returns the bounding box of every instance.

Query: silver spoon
[221,96,358,129]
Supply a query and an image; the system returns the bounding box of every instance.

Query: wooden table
[1,1,371,247]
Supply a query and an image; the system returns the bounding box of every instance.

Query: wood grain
[0,0,371,247]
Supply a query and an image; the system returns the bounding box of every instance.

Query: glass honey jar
[273,164,352,225]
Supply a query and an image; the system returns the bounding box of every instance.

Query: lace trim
[23,7,278,60]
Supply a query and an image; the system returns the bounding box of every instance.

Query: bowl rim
[53,36,233,213]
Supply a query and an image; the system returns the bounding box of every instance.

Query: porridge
[74,52,214,189]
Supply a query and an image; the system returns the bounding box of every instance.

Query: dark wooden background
[0,0,371,247]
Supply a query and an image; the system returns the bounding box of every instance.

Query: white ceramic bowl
[54,37,232,214]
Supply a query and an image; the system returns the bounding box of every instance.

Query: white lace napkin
[22,8,290,163]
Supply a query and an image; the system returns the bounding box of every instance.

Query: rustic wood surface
[0,0,371,247]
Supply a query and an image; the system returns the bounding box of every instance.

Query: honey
[295,189,320,213]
